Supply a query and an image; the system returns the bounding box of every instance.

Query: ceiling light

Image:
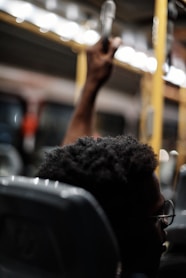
[115,46,135,64]
[146,57,157,73]
[32,10,58,31]
[3,0,34,21]
[83,30,100,45]
[164,66,186,86]
[55,21,80,40]
[131,52,147,69]
[73,28,86,44]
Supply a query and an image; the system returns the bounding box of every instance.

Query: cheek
[142,222,165,260]
[117,219,165,253]
[130,221,164,248]
[145,220,163,237]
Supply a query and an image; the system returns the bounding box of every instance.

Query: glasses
[149,199,175,227]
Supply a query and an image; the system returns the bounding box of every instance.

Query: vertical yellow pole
[139,72,153,143]
[74,49,87,103]
[150,0,168,156]
[177,87,186,169]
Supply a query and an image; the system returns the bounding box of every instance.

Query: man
[37,38,174,277]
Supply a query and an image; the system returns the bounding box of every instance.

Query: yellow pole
[74,50,87,103]
[150,0,168,157]
[177,87,186,169]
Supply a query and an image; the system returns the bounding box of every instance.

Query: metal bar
[149,0,168,158]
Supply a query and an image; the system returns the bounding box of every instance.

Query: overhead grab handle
[100,0,116,52]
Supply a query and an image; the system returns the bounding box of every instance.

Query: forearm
[62,37,121,146]
[62,78,99,145]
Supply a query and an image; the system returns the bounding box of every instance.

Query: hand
[86,37,122,88]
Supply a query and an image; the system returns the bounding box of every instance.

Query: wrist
[81,79,100,101]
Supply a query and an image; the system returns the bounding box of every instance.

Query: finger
[93,38,105,51]
[86,38,102,54]
[109,37,122,57]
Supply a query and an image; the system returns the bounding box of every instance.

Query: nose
[160,217,169,229]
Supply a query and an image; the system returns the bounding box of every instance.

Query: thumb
[110,37,122,57]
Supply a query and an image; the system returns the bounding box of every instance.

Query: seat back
[160,150,178,200]
[167,164,186,250]
[158,164,186,278]
[0,176,120,278]
[174,164,186,212]
[0,144,23,176]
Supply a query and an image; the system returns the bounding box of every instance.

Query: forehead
[150,174,165,214]
[133,173,165,216]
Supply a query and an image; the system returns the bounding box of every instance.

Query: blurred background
[1,2,186,276]
[0,0,186,187]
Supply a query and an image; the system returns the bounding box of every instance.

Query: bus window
[36,101,74,148]
[163,99,178,151]
[95,111,125,137]
[0,93,26,149]
[36,101,126,148]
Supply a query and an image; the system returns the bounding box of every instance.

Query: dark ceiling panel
[0,21,77,79]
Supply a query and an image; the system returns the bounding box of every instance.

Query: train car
[0,1,185,178]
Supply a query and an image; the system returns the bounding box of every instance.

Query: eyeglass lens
[162,200,174,226]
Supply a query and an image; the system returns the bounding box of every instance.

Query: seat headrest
[0,176,121,278]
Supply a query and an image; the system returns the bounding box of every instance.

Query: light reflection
[54,181,59,188]
[16,17,24,23]
[81,30,100,45]
[53,20,80,40]
[131,51,147,69]
[45,179,49,186]
[74,30,86,44]
[33,177,39,185]
[159,149,169,162]
[146,57,157,73]
[40,27,48,33]
[164,66,186,86]
[32,10,58,31]
[14,114,18,124]
[57,21,80,40]
[115,46,135,64]
[5,1,34,21]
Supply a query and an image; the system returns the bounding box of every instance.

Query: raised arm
[62,37,121,145]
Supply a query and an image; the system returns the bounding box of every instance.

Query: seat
[166,164,186,251]
[0,144,23,176]
[159,150,178,200]
[0,176,121,278]
[158,164,186,278]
